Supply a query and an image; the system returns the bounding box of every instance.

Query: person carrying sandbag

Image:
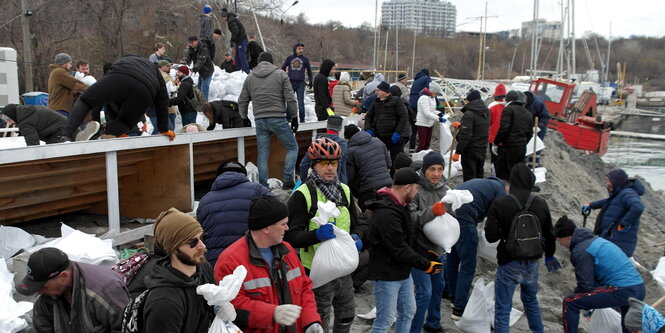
[284,138,365,333]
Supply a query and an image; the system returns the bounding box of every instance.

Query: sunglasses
[319,160,338,167]
[186,234,207,248]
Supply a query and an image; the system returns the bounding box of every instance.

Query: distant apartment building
[521,19,562,40]
[381,0,456,37]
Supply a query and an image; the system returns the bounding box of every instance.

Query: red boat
[529,78,612,156]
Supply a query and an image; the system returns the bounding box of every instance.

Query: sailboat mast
[571,0,576,77]
[530,0,539,80]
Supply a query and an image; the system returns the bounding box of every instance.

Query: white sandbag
[423,214,460,253]
[309,202,359,288]
[476,222,498,264]
[525,134,545,156]
[52,224,118,266]
[579,308,622,333]
[0,257,33,333]
[441,189,474,211]
[412,149,433,162]
[485,280,523,328]
[245,162,259,183]
[534,167,547,184]
[455,278,491,332]
[651,257,665,292]
[0,226,36,260]
[197,265,247,333]
[267,178,284,190]
[439,117,453,154]
[80,75,97,86]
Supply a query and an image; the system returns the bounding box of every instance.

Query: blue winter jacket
[568,228,643,293]
[196,172,273,266]
[409,71,432,109]
[454,177,506,223]
[590,178,645,257]
[299,133,348,184]
[524,91,551,139]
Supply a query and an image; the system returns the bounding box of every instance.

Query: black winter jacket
[206,100,248,130]
[169,76,197,115]
[220,60,237,73]
[143,257,215,333]
[226,14,247,44]
[313,59,335,120]
[456,99,490,154]
[247,40,263,69]
[364,95,409,138]
[346,131,393,196]
[367,188,431,281]
[3,105,66,145]
[185,43,214,78]
[484,163,556,265]
[494,103,534,147]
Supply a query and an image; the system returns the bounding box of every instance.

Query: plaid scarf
[308,169,342,204]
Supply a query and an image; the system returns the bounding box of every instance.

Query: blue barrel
[21,92,49,106]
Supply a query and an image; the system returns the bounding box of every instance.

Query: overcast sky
[286,0,665,38]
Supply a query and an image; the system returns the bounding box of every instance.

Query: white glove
[274,304,302,325]
[491,144,498,156]
[305,323,324,333]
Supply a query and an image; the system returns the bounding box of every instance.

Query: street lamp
[281,1,299,26]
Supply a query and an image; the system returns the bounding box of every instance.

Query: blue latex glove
[391,132,401,144]
[364,129,375,137]
[438,113,447,123]
[351,234,363,251]
[581,204,591,215]
[545,256,561,272]
[315,223,336,241]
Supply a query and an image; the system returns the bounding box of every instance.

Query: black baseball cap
[17,247,70,295]
[393,168,428,186]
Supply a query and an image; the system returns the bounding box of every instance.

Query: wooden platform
[0,122,324,228]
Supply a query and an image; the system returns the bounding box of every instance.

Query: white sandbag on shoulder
[309,201,359,288]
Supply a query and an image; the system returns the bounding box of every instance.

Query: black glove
[291,118,299,133]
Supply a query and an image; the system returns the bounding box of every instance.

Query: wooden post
[532,117,539,172]
[652,294,665,308]
[448,128,457,187]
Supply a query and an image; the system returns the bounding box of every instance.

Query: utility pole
[383,29,389,74]
[571,0,576,77]
[372,0,378,70]
[395,28,399,74]
[529,0,539,80]
[411,28,416,78]
[605,23,612,82]
[20,0,34,92]
[467,2,496,80]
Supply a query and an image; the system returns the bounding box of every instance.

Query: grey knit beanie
[624,297,645,331]
[54,53,72,65]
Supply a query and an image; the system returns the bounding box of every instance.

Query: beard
[175,248,207,266]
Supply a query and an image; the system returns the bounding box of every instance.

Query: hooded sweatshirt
[238,61,297,120]
[143,257,215,333]
[281,43,313,83]
[362,73,385,101]
[409,70,432,109]
[313,59,336,119]
[484,163,556,265]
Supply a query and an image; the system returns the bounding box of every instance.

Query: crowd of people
[1,5,660,333]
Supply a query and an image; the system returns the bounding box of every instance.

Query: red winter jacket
[214,234,321,333]
[488,101,505,144]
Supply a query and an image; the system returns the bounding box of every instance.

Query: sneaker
[75,121,101,141]
[423,324,444,333]
[451,307,464,321]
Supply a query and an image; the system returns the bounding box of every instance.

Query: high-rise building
[381,0,456,37]
[521,19,562,40]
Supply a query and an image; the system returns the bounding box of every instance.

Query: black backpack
[120,289,150,333]
[504,194,544,258]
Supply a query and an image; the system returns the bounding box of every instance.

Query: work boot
[423,324,444,333]
[57,136,72,143]
[75,121,101,141]
[451,307,464,321]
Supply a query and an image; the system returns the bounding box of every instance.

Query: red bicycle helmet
[307,137,341,160]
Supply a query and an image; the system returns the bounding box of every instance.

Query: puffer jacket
[455,99,490,154]
[197,172,273,266]
[409,71,432,109]
[238,61,297,120]
[568,228,643,293]
[494,103,533,147]
[415,91,439,127]
[364,95,408,138]
[2,105,66,145]
[591,178,645,257]
[214,234,321,333]
[346,130,392,196]
[332,82,355,116]
[410,174,449,256]
[184,42,214,78]
[362,74,384,101]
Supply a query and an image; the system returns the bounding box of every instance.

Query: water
[602,136,665,191]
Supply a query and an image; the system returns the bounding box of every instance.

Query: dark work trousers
[460,148,486,181]
[496,145,527,181]
[313,275,355,333]
[409,124,418,150]
[378,136,404,164]
[62,73,156,138]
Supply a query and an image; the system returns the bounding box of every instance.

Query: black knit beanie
[248,195,288,230]
[554,215,577,238]
[258,52,273,64]
[344,124,360,140]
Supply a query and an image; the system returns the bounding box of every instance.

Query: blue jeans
[290,80,306,121]
[255,117,298,187]
[562,284,645,333]
[445,217,479,310]
[372,277,416,333]
[149,114,176,134]
[198,75,212,101]
[235,38,250,73]
[181,112,197,127]
[495,260,543,333]
[410,255,444,332]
